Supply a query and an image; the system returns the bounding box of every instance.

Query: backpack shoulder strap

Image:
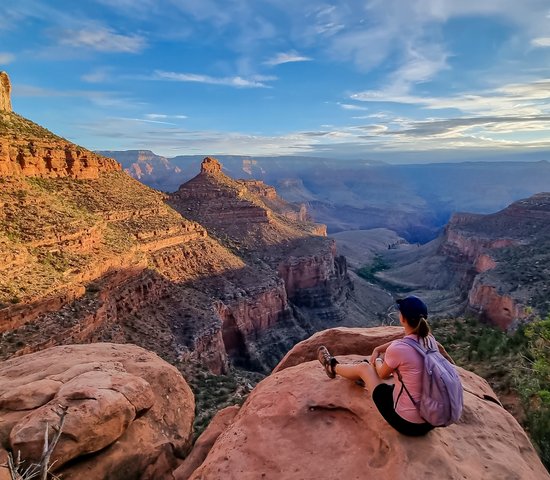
[400,335,437,354]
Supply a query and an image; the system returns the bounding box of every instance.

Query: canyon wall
[468,280,527,330]
[437,196,550,329]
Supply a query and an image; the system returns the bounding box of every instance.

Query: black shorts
[372,384,434,436]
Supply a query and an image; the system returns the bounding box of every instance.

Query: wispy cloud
[154,70,276,88]
[118,116,177,125]
[532,37,550,47]
[338,103,369,111]
[81,68,112,83]
[145,113,188,120]
[264,51,312,66]
[0,53,15,65]
[59,27,146,53]
[351,79,550,117]
[13,84,142,109]
[80,116,317,155]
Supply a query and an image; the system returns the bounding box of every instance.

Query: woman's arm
[374,357,393,379]
[370,340,394,364]
[437,341,456,365]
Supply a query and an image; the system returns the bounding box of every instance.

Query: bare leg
[334,362,384,394]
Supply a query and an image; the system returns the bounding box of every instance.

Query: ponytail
[416,317,430,338]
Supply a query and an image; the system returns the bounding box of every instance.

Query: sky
[2,0,550,161]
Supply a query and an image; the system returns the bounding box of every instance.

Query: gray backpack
[395,336,464,427]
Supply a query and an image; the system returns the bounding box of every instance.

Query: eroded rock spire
[0,71,12,112]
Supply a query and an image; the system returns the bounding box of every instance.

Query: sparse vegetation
[178,361,264,439]
[357,254,389,282]
[356,254,412,293]
[433,315,550,469]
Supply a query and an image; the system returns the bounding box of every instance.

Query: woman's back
[384,334,428,423]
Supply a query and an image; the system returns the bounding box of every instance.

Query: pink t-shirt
[384,334,429,423]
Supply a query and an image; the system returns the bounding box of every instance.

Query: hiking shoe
[318,346,338,379]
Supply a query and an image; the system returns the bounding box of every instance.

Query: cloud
[145,113,188,120]
[154,70,275,88]
[351,78,550,117]
[13,84,142,109]
[532,37,550,47]
[59,27,146,53]
[0,53,15,65]
[264,51,312,66]
[82,68,112,83]
[80,116,317,155]
[338,103,369,111]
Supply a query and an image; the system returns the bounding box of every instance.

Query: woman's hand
[370,347,381,364]
[370,340,392,364]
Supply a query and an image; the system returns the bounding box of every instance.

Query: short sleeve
[384,341,406,370]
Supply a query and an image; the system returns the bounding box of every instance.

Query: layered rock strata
[0,73,119,179]
[446,194,550,328]
[0,93,371,378]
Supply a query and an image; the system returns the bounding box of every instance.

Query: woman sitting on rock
[318,295,455,436]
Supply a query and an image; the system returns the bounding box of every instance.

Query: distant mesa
[0,71,12,112]
[200,156,222,175]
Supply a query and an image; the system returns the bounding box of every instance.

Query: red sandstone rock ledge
[186,327,548,480]
[0,343,194,480]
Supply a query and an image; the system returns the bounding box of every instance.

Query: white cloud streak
[338,103,369,111]
[532,37,550,47]
[264,51,312,66]
[154,70,275,88]
[59,27,146,53]
[145,113,188,119]
[351,79,550,117]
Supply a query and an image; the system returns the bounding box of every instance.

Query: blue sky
[2,0,550,161]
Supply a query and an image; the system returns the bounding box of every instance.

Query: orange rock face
[0,343,194,480]
[0,139,121,179]
[201,156,222,175]
[468,282,526,330]
[0,72,11,112]
[188,328,549,480]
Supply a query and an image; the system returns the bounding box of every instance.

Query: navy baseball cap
[396,296,428,321]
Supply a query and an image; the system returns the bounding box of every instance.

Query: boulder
[0,343,194,480]
[174,405,241,480]
[189,328,549,480]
